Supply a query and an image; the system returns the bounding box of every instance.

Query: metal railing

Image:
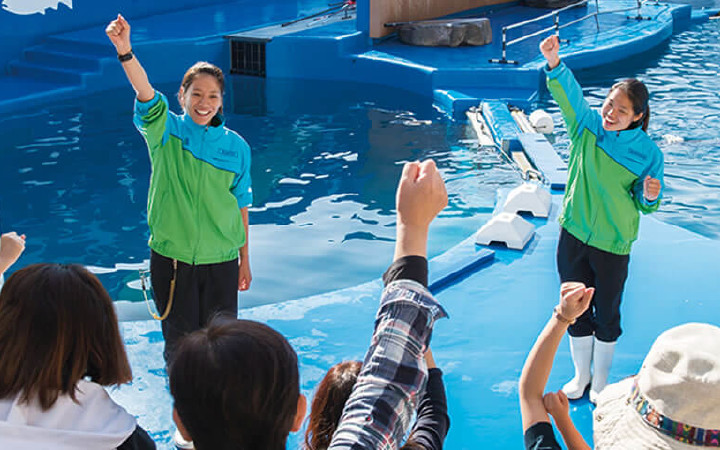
[489,0,657,64]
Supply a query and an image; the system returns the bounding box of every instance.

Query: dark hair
[305,361,362,449]
[610,78,651,131]
[0,264,132,410]
[305,361,424,450]
[179,61,225,116]
[169,317,300,450]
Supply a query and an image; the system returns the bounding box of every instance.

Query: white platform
[502,182,552,218]
[475,212,535,250]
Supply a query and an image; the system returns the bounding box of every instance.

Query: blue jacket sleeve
[545,62,601,146]
[632,141,665,214]
[229,135,253,208]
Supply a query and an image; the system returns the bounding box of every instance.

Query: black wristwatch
[117,49,134,63]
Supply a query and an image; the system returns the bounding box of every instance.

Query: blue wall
[0,0,234,71]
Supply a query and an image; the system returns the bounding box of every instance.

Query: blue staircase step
[43,36,111,58]
[8,61,85,85]
[24,47,101,71]
[0,76,79,114]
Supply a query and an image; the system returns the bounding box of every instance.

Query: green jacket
[134,91,252,264]
[546,63,664,255]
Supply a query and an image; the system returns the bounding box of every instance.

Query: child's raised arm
[0,232,25,276]
[519,283,593,432]
[106,14,154,102]
[543,390,591,450]
[540,35,561,70]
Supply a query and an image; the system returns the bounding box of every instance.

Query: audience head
[305,359,431,450]
[0,263,132,409]
[169,317,306,450]
[305,361,362,449]
[593,323,720,449]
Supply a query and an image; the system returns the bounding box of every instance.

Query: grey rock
[397,18,492,47]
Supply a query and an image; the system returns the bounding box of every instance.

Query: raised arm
[519,282,594,432]
[106,14,154,102]
[329,161,448,449]
[543,391,591,450]
[0,232,25,276]
[539,35,561,70]
[540,35,600,141]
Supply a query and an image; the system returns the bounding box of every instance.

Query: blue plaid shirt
[328,279,448,449]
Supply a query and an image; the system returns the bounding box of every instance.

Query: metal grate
[230,39,266,77]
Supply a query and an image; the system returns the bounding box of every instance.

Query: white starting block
[502,182,551,218]
[475,212,535,250]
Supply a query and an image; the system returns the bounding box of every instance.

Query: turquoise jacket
[546,63,664,255]
[134,91,252,265]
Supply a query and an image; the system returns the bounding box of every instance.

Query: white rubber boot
[589,338,616,404]
[173,429,194,450]
[562,335,593,400]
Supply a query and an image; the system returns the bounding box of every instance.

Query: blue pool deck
[115,193,720,448]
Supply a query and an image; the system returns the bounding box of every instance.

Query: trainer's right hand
[539,35,561,70]
[106,14,132,55]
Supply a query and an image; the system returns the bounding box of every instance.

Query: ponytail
[641,105,650,132]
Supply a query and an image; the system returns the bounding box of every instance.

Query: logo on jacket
[1,0,72,15]
[218,148,238,158]
[626,146,646,163]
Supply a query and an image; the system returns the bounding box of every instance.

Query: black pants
[556,228,629,342]
[151,250,239,363]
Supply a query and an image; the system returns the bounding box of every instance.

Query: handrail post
[490,26,517,64]
[502,28,508,61]
[629,0,651,20]
[594,0,600,31]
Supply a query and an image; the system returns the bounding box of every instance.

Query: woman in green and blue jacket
[540,35,664,404]
[107,15,252,364]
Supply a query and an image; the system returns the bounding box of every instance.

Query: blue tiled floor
[115,194,720,449]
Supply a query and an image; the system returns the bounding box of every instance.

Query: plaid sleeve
[328,280,448,449]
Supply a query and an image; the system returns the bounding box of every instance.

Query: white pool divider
[502,182,552,218]
[475,211,535,250]
[474,181,553,250]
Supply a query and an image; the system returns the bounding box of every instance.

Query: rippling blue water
[0,79,515,307]
[1,20,718,310]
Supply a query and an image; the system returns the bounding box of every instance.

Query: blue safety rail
[518,133,568,191]
[481,101,523,153]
